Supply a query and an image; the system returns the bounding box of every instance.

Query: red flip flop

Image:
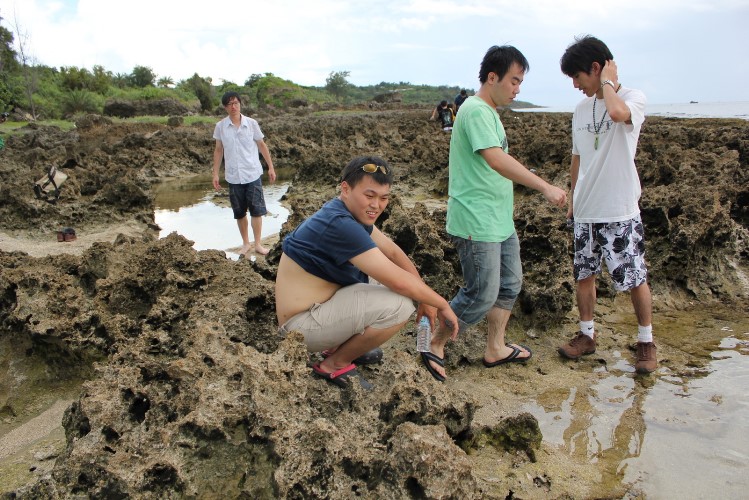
[311,363,374,390]
[320,347,383,365]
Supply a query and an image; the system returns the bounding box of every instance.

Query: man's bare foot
[254,244,269,255]
[482,343,532,366]
[425,344,447,380]
[239,243,252,255]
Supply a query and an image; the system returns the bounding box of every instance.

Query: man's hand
[600,60,619,88]
[543,184,568,208]
[268,167,277,184]
[416,303,438,331]
[438,305,460,341]
[212,173,221,191]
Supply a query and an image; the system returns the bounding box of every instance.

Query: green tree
[325,70,351,101]
[157,76,174,88]
[62,89,100,116]
[111,72,130,88]
[245,73,263,87]
[60,66,91,91]
[179,73,214,111]
[130,65,156,88]
[0,18,18,74]
[0,18,18,111]
[91,65,112,93]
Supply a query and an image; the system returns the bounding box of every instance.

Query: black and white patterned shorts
[573,216,648,291]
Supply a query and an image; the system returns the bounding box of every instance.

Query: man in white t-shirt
[558,35,656,374]
[212,92,276,256]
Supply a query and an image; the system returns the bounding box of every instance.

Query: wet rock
[1,108,748,497]
[463,412,543,462]
[384,422,476,497]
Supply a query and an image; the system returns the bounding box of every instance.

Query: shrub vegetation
[0,14,534,121]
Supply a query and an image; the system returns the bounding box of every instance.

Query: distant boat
[690,100,699,104]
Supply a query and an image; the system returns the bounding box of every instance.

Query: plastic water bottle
[416,317,431,352]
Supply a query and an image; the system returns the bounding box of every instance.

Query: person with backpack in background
[430,100,455,131]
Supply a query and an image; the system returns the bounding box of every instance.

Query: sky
[1,0,748,107]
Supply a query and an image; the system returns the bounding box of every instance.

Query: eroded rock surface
[1,108,747,497]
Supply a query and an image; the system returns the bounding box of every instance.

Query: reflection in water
[525,309,749,497]
[625,349,749,497]
[153,174,290,259]
[527,357,648,491]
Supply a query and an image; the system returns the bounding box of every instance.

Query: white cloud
[1,0,747,105]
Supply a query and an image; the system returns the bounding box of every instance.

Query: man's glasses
[341,163,389,182]
[225,100,241,107]
[360,163,388,175]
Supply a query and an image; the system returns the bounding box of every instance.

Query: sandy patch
[0,220,151,258]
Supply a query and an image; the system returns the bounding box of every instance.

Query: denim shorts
[278,283,415,352]
[449,232,522,328]
[228,178,267,219]
[573,216,648,291]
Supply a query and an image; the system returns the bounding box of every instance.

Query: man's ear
[590,61,602,76]
[340,181,350,197]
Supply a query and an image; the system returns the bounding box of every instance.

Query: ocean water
[518,101,749,120]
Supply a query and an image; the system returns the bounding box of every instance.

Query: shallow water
[524,307,749,497]
[153,173,290,260]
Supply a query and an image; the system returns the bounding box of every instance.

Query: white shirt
[213,115,265,184]
[571,86,646,223]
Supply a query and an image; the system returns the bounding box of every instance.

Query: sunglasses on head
[360,163,388,175]
[341,163,389,182]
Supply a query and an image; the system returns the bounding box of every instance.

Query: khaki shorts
[278,283,415,352]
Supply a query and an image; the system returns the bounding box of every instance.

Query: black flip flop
[311,363,374,390]
[482,344,533,367]
[420,351,446,382]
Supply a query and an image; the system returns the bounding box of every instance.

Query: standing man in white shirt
[213,91,276,256]
[558,35,656,374]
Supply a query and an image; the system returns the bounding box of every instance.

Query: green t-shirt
[446,96,514,242]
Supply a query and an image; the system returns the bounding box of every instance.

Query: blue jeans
[449,232,522,328]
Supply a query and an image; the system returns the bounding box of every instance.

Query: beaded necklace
[592,97,607,150]
[592,83,622,150]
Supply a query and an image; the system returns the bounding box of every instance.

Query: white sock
[638,325,653,343]
[580,320,595,339]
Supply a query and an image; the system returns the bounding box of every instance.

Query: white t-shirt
[571,87,646,223]
[213,115,265,184]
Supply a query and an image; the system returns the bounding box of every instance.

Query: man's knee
[389,294,416,324]
[370,292,415,330]
[495,291,519,312]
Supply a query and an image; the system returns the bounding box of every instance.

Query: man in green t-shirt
[420,45,568,382]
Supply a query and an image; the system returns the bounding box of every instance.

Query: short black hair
[479,45,529,84]
[560,35,614,77]
[221,91,241,106]
[440,100,448,107]
[339,156,393,188]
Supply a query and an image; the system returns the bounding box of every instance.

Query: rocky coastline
[1,108,747,498]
